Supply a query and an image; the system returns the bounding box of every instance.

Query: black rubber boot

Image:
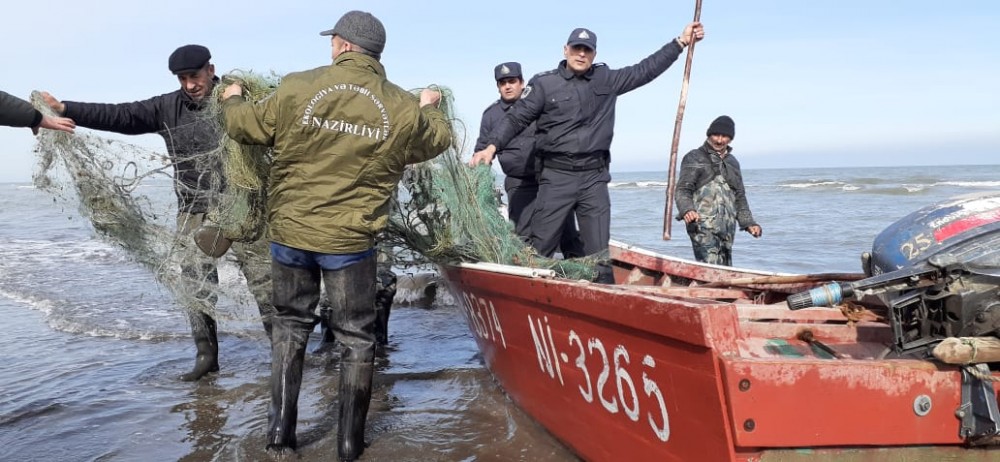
[593,261,616,284]
[337,358,374,461]
[373,270,397,353]
[313,303,337,355]
[321,256,377,461]
[261,316,273,341]
[179,312,219,382]
[266,259,322,454]
[265,321,310,453]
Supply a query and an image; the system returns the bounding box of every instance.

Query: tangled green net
[30,68,598,303]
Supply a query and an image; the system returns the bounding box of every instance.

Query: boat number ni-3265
[528,314,671,442]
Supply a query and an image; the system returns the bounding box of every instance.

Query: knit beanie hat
[319,11,386,54]
[707,115,735,139]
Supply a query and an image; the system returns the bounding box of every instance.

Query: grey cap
[494,62,522,81]
[566,27,597,50]
[319,10,386,54]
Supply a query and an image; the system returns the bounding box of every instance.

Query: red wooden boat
[441,229,1000,461]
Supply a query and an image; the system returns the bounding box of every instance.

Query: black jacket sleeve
[608,40,684,95]
[474,103,497,152]
[63,94,166,135]
[487,76,545,150]
[726,156,758,229]
[0,90,43,128]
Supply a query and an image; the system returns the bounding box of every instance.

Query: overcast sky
[2,0,997,182]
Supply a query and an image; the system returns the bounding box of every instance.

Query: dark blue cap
[494,62,522,81]
[168,44,211,75]
[566,28,597,50]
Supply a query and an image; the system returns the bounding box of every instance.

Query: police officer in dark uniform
[472,23,705,263]
[474,61,583,257]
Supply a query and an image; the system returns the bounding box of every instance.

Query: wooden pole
[932,337,1000,364]
[663,0,703,240]
[699,273,866,288]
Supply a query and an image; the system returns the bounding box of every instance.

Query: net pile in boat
[382,87,599,280]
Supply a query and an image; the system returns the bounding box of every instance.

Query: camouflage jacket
[675,142,757,230]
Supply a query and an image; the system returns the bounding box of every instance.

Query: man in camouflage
[675,115,762,266]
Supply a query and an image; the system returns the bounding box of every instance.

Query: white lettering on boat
[568,330,593,403]
[529,315,555,379]
[460,292,507,349]
[592,338,618,414]
[527,315,671,442]
[615,346,640,422]
[642,355,670,441]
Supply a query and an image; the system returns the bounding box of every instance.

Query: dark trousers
[176,211,275,325]
[506,176,583,258]
[530,167,611,258]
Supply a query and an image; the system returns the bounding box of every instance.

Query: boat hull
[441,244,1000,461]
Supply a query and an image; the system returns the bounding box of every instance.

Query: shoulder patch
[521,85,532,98]
[593,63,607,68]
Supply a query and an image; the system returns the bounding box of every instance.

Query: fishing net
[30,90,269,322]
[381,88,598,280]
[29,70,596,320]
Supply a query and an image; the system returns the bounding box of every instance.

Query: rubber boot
[320,255,377,460]
[261,315,273,341]
[266,321,311,453]
[313,303,338,355]
[179,312,219,382]
[337,359,374,461]
[593,261,615,284]
[373,270,397,356]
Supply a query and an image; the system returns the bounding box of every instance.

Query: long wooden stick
[663,0,703,240]
[933,337,1000,365]
[700,273,866,288]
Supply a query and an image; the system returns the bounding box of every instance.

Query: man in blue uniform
[474,61,582,257]
[471,23,705,266]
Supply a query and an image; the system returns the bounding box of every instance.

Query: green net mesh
[29,70,598,317]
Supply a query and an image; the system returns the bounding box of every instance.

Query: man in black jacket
[675,115,762,266]
[39,44,275,381]
[0,90,75,134]
[473,62,582,257]
[471,23,704,269]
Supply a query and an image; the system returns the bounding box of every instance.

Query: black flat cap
[168,44,211,75]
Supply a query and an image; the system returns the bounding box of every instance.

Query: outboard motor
[787,191,1000,355]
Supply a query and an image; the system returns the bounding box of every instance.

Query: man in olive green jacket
[220,10,452,461]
